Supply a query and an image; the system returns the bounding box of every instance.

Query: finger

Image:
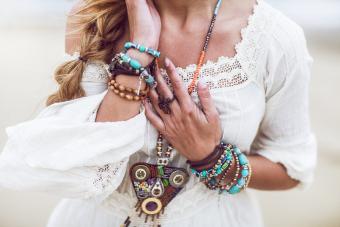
[197,80,219,122]
[164,58,192,107]
[154,67,182,114]
[149,87,167,118]
[143,100,165,132]
[154,66,173,98]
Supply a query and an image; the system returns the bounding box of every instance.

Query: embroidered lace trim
[93,162,125,191]
[82,61,110,83]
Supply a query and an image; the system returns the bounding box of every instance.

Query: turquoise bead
[234,147,241,155]
[129,59,141,69]
[139,45,146,52]
[121,54,130,63]
[124,42,133,49]
[237,178,245,187]
[226,153,232,161]
[145,75,155,84]
[229,185,240,194]
[201,170,207,177]
[191,168,196,174]
[239,154,248,165]
[241,169,249,177]
[216,167,222,174]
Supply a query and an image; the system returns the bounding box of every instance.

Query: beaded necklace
[125,1,223,226]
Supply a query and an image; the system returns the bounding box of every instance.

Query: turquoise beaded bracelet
[119,52,142,70]
[203,144,252,195]
[226,147,250,194]
[190,143,233,180]
[124,42,161,58]
[114,52,157,88]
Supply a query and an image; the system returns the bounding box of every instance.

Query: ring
[158,95,176,114]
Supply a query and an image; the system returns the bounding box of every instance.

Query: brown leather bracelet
[186,142,224,168]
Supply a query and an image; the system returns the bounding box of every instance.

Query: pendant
[127,162,189,225]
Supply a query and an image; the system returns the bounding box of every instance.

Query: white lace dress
[0,1,317,226]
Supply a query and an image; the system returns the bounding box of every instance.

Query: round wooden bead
[125,94,133,100]
[118,85,126,91]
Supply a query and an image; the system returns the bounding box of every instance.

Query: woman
[0,0,317,226]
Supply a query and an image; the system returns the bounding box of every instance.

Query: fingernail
[164,57,170,68]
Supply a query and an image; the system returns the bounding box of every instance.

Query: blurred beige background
[0,0,339,227]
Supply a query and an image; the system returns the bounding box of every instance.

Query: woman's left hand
[143,58,222,161]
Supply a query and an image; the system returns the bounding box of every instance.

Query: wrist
[189,140,221,163]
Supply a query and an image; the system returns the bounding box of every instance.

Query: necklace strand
[156,0,223,167]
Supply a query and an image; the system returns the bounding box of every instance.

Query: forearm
[247,154,299,190]
[95,76,145,122]
[193,147,299,191]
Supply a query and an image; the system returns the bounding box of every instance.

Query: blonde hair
[46,0,127,106]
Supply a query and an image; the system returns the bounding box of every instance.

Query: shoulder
[260,1,310,63]
[65,1,85,54]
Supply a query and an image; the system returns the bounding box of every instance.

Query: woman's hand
[118,0,161,88]
[125,0,161,49]
[144,58,223,161]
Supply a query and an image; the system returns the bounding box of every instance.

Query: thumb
[197,80,218,122]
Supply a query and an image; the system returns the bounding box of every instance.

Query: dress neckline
[67,0,263,76]
[171,0,262,73]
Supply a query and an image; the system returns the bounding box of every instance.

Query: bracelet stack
[188,142,252,195]
[108,41,160,101]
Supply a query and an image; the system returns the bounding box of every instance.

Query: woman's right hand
[125,0,161,50]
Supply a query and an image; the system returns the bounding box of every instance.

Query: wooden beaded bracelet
[108,79,148,101]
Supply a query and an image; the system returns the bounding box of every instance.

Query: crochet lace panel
[93,162,125,191]
[82,61,110,83]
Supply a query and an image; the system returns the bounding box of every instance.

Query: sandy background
[0,0,339,227]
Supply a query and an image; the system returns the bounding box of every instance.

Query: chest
[157,24,245,70]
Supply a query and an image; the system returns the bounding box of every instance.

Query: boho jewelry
[189,143,233,180]
[187,142,230,168]
[216,150,240,192]
[123,1,224,226]
[108,78,149,101]
[124,42,161,58]
[109,52,158,90]
[205,148,240,191]
[226,147,251,194]
[203,145,251,194]
[158,95,176,114]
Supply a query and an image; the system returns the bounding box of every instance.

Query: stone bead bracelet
[124,42,161,58]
